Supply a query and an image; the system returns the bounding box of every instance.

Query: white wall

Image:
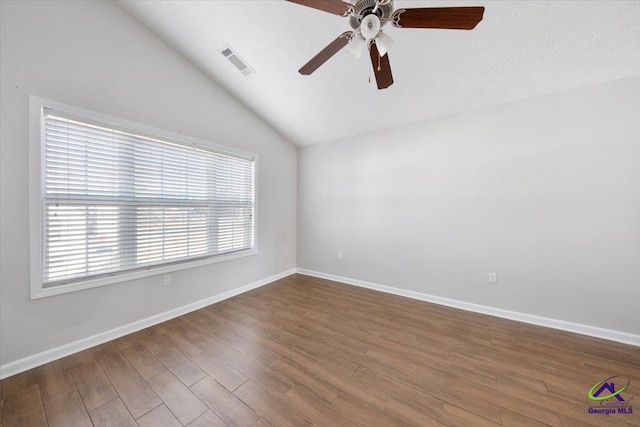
[298,76,640,335]
[0,1,296,367]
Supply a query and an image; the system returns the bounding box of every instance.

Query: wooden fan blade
[299,32,352,75]
[392,7,485,30]
[369,42,393,90]
[285,0,352,16]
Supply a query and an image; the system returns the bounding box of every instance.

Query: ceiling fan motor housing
[349,0,394,30]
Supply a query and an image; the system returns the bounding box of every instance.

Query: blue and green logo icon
[588,376,633,415]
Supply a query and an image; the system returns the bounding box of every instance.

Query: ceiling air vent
[220,46,254,76]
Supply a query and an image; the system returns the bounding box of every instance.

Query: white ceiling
[117,0,640,146]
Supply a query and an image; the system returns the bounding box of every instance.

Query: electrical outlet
[284,248,288,256]
[488,272,497,284]
[338,251,343,260]
[163,274,172,286]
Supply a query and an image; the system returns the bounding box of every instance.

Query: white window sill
[30,248,258,300]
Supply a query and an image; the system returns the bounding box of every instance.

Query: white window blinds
[42,108,255,287]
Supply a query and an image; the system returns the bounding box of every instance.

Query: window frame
[29,96,259,299]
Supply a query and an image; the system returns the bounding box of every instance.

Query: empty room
[1,0,639,426]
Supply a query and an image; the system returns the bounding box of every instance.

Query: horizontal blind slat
[42,111,255,285]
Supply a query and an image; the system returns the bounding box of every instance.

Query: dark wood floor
[1,274,639,426]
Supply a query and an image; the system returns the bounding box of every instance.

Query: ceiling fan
[286,0,485,89]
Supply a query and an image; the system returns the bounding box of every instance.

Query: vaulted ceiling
[117,1,640,146]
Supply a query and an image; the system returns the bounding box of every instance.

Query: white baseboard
[0,268,296,380]
[297,268,640,347]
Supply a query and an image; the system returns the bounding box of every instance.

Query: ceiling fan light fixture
[346,34,366,59]
[360,14,381,39]
[288,0,486,90]
[375,31,394,57]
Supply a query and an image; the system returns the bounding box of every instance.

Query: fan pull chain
[377,54,381,72]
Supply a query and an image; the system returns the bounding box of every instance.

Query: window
[30,97,257,298]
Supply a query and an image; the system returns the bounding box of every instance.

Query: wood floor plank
[134,329,169,355]
[306,364,388,413]
[192,317,235,342]
[259,335,318,368]
[155,346,206,387]
[165,331,206,358]
[147,371,207,425]
[270,357,339,404]
[253,417,274,427]
[70,360,118,411]
[1,370,37,399]
[234,380,312,427]
[407,348,495,389]
[283,385,360,427]
[331,392,401,427]
[190,351,248,391]
[190,376,259,427]
[136,404,181,427]
[367,345,447,387]
[108,368,161,419]
[89,398,137,427]
[91,342,131,376]
[113,334,139,351]
[226,335,280,367]
[314,323,372,354]
[34,360,76,403]
[252,321,282,338]
[384,397,448,427]
[120,342,167,380]
[442,403,502,427]
[228,353,292,397]
[43,390,92,427]
[2,384,47,427]
[187,409,226,427]
[501,408,551,427]
[190,334,241,362]
[269,328,360,376]
[353,366,445,423]
[496,371,549,394]
[59,350,94,372]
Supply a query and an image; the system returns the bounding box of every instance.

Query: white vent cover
[220,46,254,76]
